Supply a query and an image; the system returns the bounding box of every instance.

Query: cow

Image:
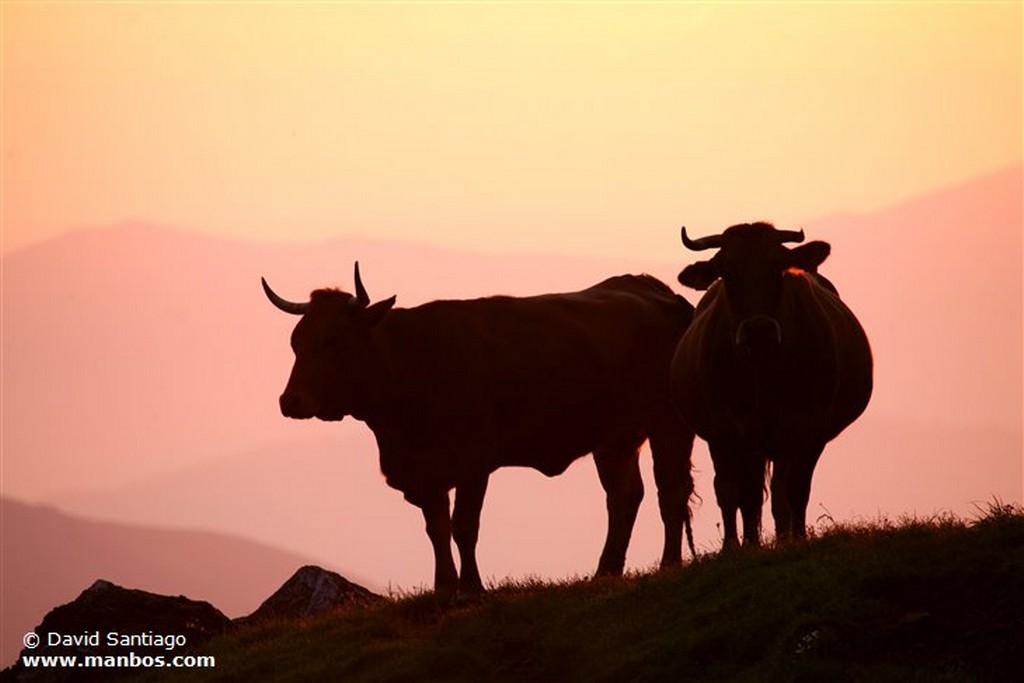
[262,263,697,599]
[669,222,872,548]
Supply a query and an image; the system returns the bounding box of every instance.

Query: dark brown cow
[263,264,696,598]
[670,223,872,547]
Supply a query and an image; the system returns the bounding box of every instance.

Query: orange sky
[2,2,1021,257]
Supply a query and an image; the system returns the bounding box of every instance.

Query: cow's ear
[362,295,396,328]
[678,261,719,290]
[788,241,831,271]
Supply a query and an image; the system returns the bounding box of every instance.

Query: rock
[2,579,229,682]
[240,565,383,624]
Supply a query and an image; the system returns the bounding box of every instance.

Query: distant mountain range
[0,496,323,667]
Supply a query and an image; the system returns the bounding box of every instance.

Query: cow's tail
[683,454,700,559]
[763,458,773,500]
[684,504,696,559]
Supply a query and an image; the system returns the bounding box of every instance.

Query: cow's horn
[353,262,370,307]
[261,278,309,315]
[681,226,725,251]
[775,228,805,244]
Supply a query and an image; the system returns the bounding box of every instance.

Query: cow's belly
[500,446,591,478]
[373,403,644,494]
[493,398,648,471]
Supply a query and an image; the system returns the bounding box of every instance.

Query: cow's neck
[347,335,399,425]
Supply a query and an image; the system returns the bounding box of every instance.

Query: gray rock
[240,565,383,623]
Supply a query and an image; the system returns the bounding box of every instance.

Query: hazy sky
[3,2,1021,257]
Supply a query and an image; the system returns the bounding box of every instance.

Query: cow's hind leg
[593,442,644,576]
[452,475,489,596]
[650,423,696,566]
[415,491,459,602]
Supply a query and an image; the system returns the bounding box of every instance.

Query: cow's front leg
[418,491,458,601]
[710,441,765,549]
[708,440,740,550]
[452,475,489,596]
[738,453,767,547]
[770,457,794,540]
[782,442,825,540]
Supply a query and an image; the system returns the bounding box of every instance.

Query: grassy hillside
[138,505,1022,683]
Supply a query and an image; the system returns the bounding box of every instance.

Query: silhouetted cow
[263,264,696,598]
[670,223,872,547]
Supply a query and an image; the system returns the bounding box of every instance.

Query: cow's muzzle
[279,391,317,420]
[280,391,346,422]
[735,315,782,356]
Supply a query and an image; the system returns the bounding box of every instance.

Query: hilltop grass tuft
[133,505,1023,682]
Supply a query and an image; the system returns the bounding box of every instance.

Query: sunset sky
[3,2,1021,257]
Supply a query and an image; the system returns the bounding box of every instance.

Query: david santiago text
[42,631,189,651]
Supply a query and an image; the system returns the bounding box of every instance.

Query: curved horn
[261,278,309,315]
[353,261,370,307]
[775,228,805,244]
[681,226,725,251]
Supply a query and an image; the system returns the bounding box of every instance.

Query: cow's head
[262,262,396,421]
[678,222,830,356]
